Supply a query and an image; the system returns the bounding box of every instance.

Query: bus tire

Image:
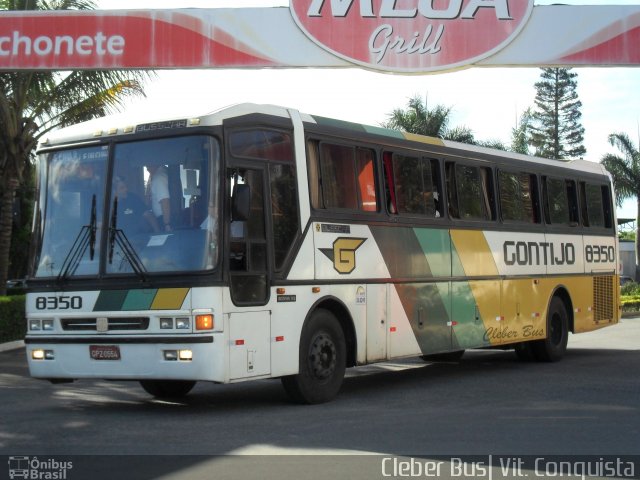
[281,309,346,404]
[532,296,569,362]
[420,350,465,362]
[139,380,196,398]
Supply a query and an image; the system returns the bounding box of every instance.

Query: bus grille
[593,276,614,322]
[61,317,150,331]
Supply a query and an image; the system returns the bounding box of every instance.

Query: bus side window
[447,162,495,221]
[383,152,397,214]
[430,159,443,218]
[391,154,439,218]
[319,143,358,210]
[580,182,611,229]
[270,163,299,271]
[601,185,614,229]
[498,170,539,223]
[356,148,378,212]
[230,129,294,162]
[307,140,322,209]
[311,141,378,212]
[544,177,578,226]
[445,161,458,219]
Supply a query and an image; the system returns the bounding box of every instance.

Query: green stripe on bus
[122,289,158,311]
[93,290,129,311]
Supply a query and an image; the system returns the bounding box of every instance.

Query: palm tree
[601,132,640,279]
[0,0,153,295]
[383,95,477,143]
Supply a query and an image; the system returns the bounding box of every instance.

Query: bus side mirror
[232,184,251,221]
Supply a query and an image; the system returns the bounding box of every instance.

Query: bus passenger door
[226,166,271,380]
[228,167,269,306]
[228,310,271,380]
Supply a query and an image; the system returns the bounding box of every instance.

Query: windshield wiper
[108,196,148,281]
[57,195,97,282]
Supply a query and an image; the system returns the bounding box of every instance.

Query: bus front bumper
[25,335,226,383]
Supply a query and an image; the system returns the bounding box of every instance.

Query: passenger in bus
[146,164,172,232]
[113,176,155,234]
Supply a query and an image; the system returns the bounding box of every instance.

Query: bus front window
[34,146,108,278]
[107,135,220,274]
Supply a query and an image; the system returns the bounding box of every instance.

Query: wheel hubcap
[308,332,336,380]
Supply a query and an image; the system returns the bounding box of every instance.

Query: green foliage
[529,68,586,160]
[619,231,636,241]
[0,295,26,343]
[601,133,640,207]
[382,95,477,143]
[621,281,640,296]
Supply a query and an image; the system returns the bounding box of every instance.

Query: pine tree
[529,68,586,160]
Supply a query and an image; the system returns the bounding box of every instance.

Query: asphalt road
[1,319,638,479]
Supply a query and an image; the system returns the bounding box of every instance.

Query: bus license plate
[90,345,121,360]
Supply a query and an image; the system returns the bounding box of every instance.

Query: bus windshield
[33,135,221,278]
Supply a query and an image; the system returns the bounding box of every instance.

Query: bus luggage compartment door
[228,311,271,380]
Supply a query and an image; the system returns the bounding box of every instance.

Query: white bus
[25,103,620,403]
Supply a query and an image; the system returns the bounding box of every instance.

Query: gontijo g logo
[290,0,534,72]
[320,237,367,274]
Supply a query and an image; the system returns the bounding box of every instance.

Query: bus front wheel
[281,309,346,404]
[139,380,196,398]
[532,296,569,362]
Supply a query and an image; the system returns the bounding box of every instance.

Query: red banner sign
[0,5,639,72]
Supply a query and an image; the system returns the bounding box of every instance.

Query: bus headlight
[175,318,191,330]
[29,320,41,331]
[32,349,54,360]
[178,350,193,361]
[159,318,173,329]
[42,320,54,331]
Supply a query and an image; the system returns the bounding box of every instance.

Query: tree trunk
[0,178,19,296]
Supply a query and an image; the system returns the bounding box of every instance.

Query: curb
[0,340,25,353]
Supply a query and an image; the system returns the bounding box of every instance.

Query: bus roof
[39,102,608,178]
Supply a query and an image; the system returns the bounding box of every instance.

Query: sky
[95,0,640,221]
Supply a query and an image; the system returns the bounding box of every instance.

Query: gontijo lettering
[503,241,576,266]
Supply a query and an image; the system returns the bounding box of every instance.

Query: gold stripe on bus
[450,230,498,277]
[402,132,445,146]
[151,288,190,310]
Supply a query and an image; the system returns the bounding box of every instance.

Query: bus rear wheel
[139,380,196,398]
[532,296,569,362]
[281,309,346,404]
